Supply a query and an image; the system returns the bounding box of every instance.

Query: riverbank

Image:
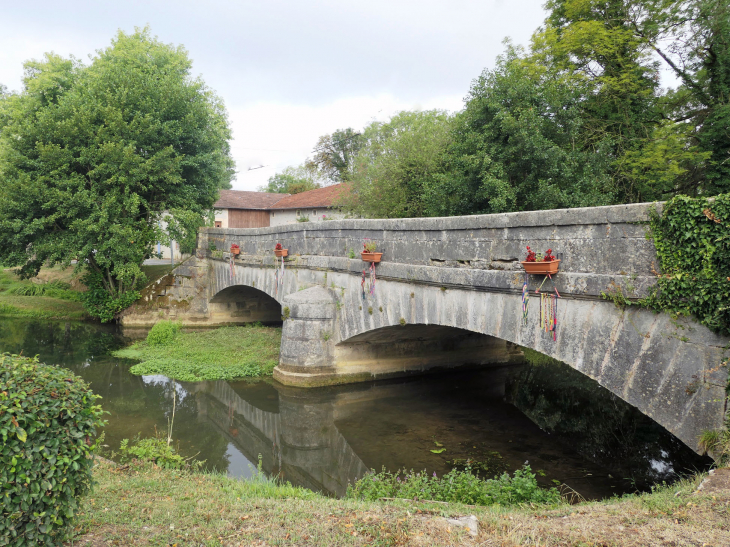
[0,266,87,320]
[68,459,729,546]
[113,323,281,381]
[0,264,174,322]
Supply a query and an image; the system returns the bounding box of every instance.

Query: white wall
[270,208,346,226]
[214,208,229,228]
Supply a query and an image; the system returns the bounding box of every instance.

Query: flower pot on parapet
[361,252,382,263]
[274,249,288,258]
[520,259,560,275]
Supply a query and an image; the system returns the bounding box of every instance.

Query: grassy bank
[113,323,282,381]
[0,267,88,320]
[68,459,729,546]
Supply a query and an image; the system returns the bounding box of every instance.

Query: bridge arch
[276,277,727,452]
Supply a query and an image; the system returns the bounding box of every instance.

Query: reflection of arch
[190,380,368,496]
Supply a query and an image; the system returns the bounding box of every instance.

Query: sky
[0,0,549,190]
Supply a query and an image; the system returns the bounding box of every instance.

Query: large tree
[305,127,365,183]
[339,110,454,218]
[0,28,234,321]
[259,164,321,194]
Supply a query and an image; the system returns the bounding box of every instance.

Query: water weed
[114,325,281,381]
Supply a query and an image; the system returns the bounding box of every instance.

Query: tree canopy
[259,164,322,194]
[336,0,730,218]
[0,28,234,321]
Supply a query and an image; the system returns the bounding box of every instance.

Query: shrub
[0,354,105,546]
[146,320,182,346]
[346,464,562,507]
[80,270,141,323]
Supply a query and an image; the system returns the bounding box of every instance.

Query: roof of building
[213,190,288,210]
[268,184,346,210]
[213,184,346,211]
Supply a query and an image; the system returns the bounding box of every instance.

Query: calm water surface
[0,319,711,500]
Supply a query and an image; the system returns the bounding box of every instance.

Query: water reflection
[0,319,712,500]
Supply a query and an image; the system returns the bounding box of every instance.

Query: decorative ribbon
[274,256,285,296]
[535,273,560,341]
[521,271,529,326]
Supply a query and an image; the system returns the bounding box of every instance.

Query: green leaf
[16,428,27,443]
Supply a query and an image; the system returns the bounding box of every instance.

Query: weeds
[113,325,281,381]
[347,464,562,507]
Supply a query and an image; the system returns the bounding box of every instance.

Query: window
[214,221,222,228]
[313,210,317,217]
[296,210,301,217]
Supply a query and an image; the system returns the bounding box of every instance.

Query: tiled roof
[268,184,346,210]
[213,190,288,210]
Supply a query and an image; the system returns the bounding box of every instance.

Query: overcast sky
[0,0,548,190]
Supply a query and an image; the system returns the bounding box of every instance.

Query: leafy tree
[339,110,454,218]
[433,46,615,216]
[305,127,364,182]
[0,28,234,321]
[259,164,321,194]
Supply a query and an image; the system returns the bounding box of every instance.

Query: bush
[0,354,105,546]
[346,464,562,507]
[146,320,182,346]
[80,271,141,323]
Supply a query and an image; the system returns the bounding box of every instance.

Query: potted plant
[361,241,383,263]
[521,246,560,274]
[230,244,240,256]
[274,242,288,258]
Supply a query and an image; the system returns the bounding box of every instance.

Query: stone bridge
[122,203,729,453]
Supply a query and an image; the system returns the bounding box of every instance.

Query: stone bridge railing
[199,202,661,302]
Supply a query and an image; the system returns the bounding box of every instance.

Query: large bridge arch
[275,275,727,453]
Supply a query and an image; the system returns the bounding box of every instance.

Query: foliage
[0,353,105,546]
[145,320,182,346]
[0,27,234,322]
[259,164,322,194]
[339,111,454,218]
[113,325,281,381]
[332,1,730,218]
[644,194,730,335]
[363,241,377,253]
[433,46,616,216]
[80,271,140,324]
[346,464,561,507]
[698,424,730,465]
[119,435,202,470]
[305,127,365,183]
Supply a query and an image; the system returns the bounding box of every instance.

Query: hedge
[1,354,105,546]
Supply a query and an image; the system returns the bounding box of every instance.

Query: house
[213,184,347,228]
[212,190,288,229]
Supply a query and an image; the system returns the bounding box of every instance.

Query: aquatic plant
[346,464,562,507]
[146,320,182,346]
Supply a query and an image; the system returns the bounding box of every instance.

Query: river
[0,319,711,500]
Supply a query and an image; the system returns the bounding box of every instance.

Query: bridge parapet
[200,202,662,300]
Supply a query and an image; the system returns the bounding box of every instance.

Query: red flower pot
[521,259,560,275]
[274,249,288,258]
[361,252,383,263]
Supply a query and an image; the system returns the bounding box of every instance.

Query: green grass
[69,459,727,547]
[0,268,87,320]
[113,325,282,381]
[0,295,88,320]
